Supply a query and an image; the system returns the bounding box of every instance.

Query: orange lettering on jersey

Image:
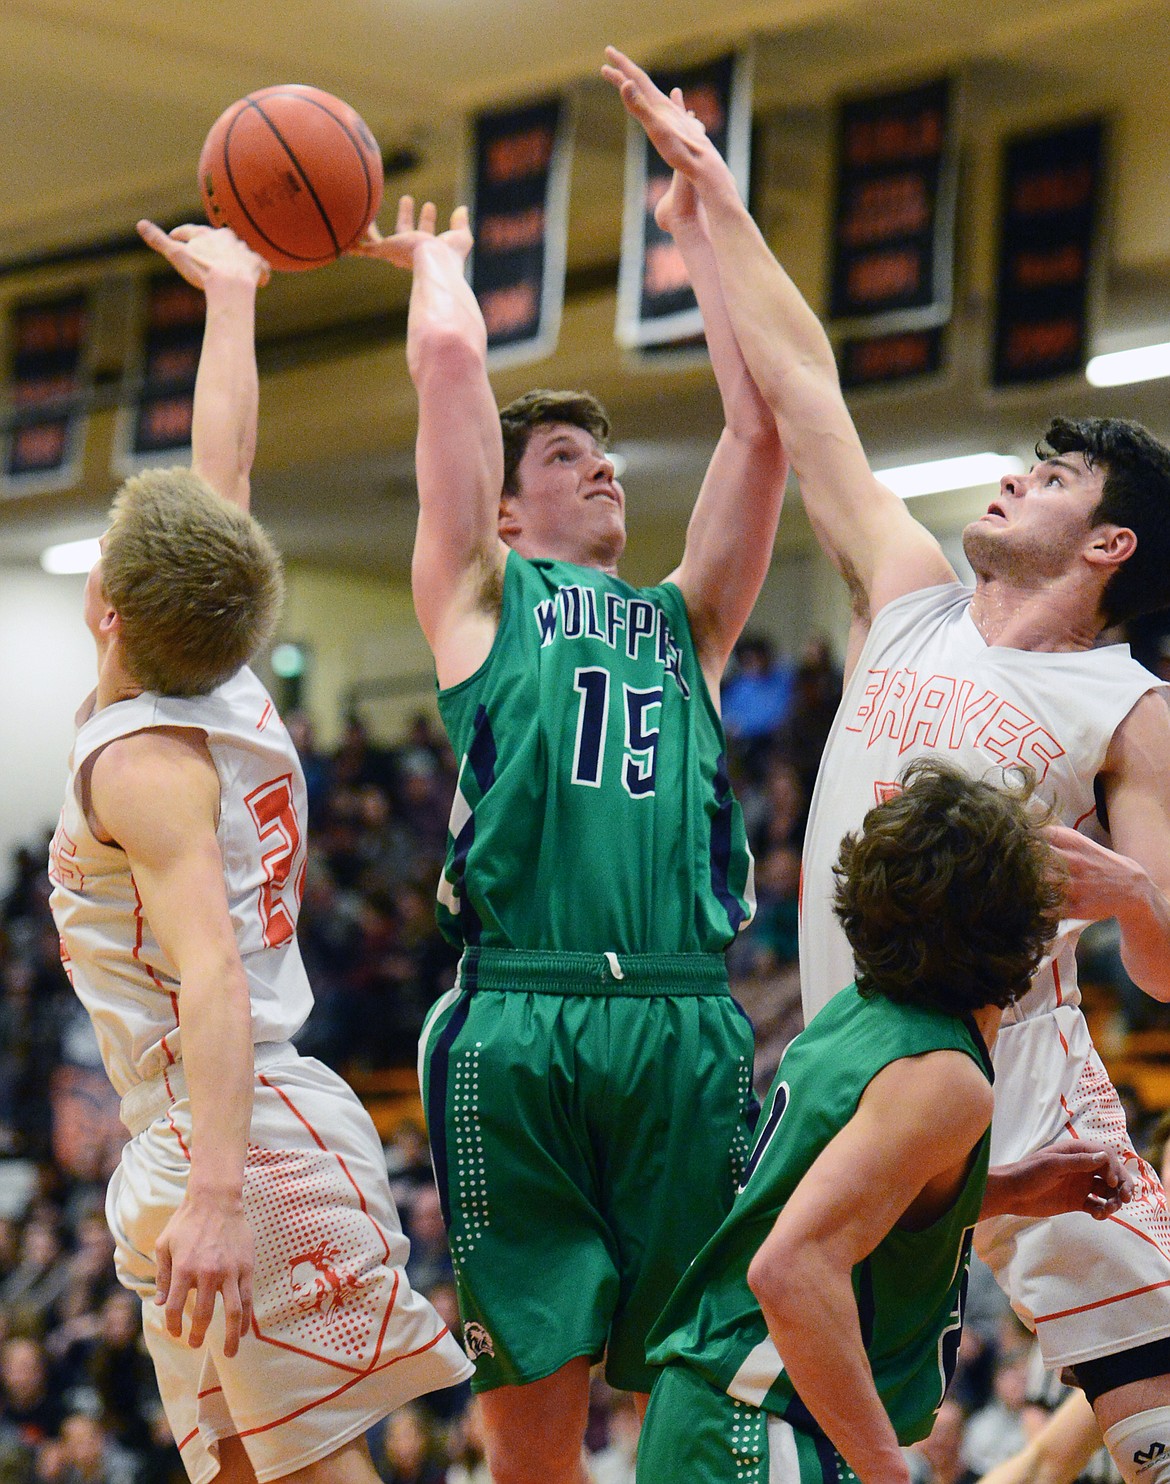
[899,675,957,754]
[49,818,84,890]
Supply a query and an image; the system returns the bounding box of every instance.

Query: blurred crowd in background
[0,628,1164,1482]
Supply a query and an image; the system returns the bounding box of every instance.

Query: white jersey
[49,666,313,1099]
[800,584,1160,1155]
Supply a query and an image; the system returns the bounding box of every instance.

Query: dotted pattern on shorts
[1071,1053,1170,1247]
[448,1043,489,1268]
[245,1143,394,1365]
[730,1397,768,1482]
[730,1054,754,1189]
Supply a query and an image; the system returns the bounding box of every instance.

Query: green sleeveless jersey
[646,987,993,1444]
[434,551,754,955]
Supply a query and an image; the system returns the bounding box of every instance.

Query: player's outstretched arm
[982,1137,1134,1221]
[89,727,255,1358]
[603,49,955,646]
[136,222,269,511]
[352,197,506,688]
[655,157,789,691]
[746,1051,993,1484]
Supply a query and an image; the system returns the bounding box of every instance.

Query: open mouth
[984,502,1006,520]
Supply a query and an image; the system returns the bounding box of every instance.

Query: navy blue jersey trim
[425,978,475,1229]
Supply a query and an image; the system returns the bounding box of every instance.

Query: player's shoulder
[1104,682,1170,774]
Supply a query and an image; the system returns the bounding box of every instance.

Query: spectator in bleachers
[720,634,795,782]
[0,1337,62,1447]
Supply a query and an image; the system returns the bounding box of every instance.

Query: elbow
[747,1243,801,1321]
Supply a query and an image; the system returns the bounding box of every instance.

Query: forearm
[671,213,777,444]
[690,160,839,425]
[406,238,489,380]
[751,1255,909,1484]
[1116,881,1170,1001]
[191,272,260,510]
[180,960,253,1200]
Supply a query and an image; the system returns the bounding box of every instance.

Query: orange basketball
[199,85,383,272]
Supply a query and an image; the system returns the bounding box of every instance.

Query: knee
[483,1423,586,1484]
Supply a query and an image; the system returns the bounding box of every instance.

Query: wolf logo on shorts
[289,1242,359,1318]
[464,1323,495,1360]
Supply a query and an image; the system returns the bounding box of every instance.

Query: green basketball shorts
[638,1364,859,1484]
[417,947,757,1394]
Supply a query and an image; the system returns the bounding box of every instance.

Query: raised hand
[654,94,708,241]
[602,48,714,180]
[136,221,270,290]
[349,195,474,269]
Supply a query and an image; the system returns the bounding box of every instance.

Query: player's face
[962,452,1107,584]
[503,422,626,567]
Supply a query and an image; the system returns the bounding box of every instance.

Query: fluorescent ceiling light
[1086,342,1170,388]
[41,537,101,574]
[875,453,1025,500]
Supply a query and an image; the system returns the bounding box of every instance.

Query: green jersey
[435,551,754,955]
[647,987,993,1445]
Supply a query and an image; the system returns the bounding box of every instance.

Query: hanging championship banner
[828,78,956,336]
[992,119,1105,387]
[3,292,90,491]
[115,274,204,473]
[839,326,944,390]
[468,96,573,369]
[616,51,753,350]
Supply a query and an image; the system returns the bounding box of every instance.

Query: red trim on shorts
[1035,1276,1170,1324]
[236,1325,454,1439]
[257,1074,373,1218]
[1074,805,1097,830]
[247,1269,404,1375]
[164,1074,191,1163]
[178,1427,200,1452]
[196,1385,224,1400]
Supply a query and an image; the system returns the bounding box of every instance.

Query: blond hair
[101,467,283,696]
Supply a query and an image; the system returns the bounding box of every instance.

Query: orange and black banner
[839,326,944,391]
[616,52,753,350]
[118,274,204,468]
[829,78,956,337]
[468,96,573,368]
[3,292,89,488]
[992,119,1105,387]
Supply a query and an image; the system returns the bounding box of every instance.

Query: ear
[97,606,121,641]
[1085,524,1137,573]
[498,494,522,541]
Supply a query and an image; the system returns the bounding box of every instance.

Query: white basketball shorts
[977,1011,1170,1369]
[106,1047,472,1484]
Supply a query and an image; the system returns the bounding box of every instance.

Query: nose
[1000,472,1020,497]
[595,453,615,481]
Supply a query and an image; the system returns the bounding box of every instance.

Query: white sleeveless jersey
[49,667,313,1098]
[800,583,1160,1032]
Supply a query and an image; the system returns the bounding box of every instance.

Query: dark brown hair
[499,389,610,494]
[1039,416,1170,625]
[833,759,1063,1014]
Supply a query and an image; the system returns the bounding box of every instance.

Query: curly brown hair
[499,389,610,494]
[832,759,1064,1014]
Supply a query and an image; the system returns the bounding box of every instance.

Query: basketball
[199,85,383,272]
